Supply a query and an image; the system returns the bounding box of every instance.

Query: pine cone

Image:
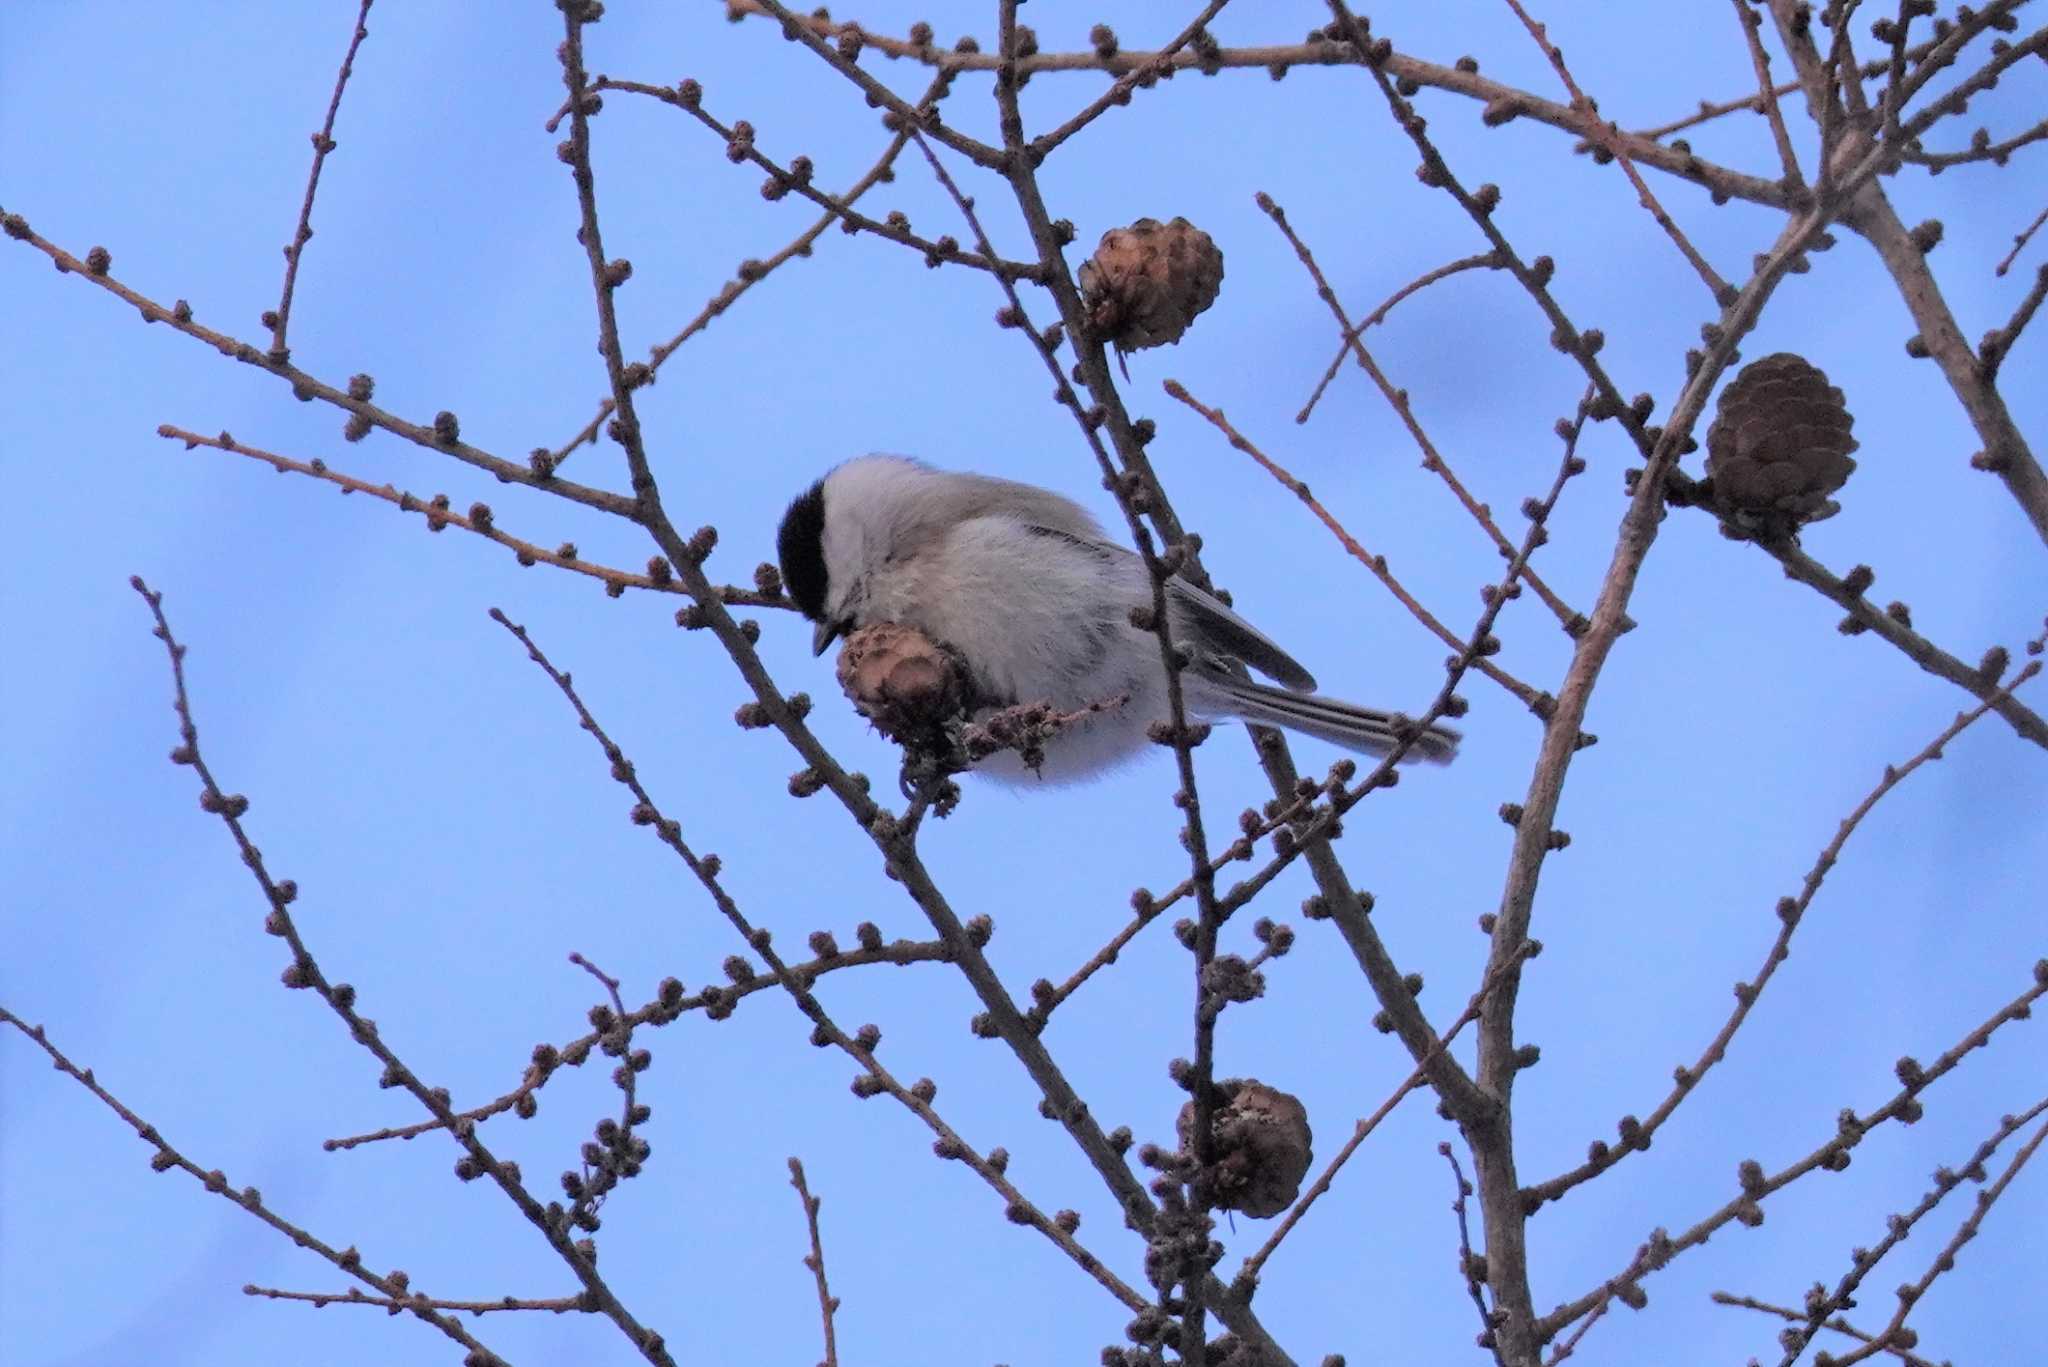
[1177,1079,1312,1219]
[1704,352,1858,537]
[834,623,972,743]
[1078,217,1224,352]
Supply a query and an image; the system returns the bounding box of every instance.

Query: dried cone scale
[1704,352,1858,538]
[1078,217,1225,352]
[1176,1079,1312,1219]
[834,623,972,743]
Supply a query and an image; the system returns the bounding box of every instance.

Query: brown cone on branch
[1177,1079,1312,1219]
[1078,217,1224,352]
[834,623,973,745]
[1703,352,1858,539]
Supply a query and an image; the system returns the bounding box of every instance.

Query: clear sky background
[3,3,2043,1365]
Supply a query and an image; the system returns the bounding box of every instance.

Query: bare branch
[580,76,1037,280]
[1771,1093,2048,1366]
[1729,0,1806,187]
[546,72,955,470]
[1980,260,2048,380]
[1906,114,2048,170]
[125,577,675,1363]
[1763,1,2048,544]
[1166,380,1549,712]
[904,98,1232,1355]
[721,0,1005,168]
[1500,0,1736,302]
[269,0,375,357]
[718,3,1799,211]
[1538,962,2048,1344]
[1297,251,1505,423]
[326,934,954,1152]
[244,1284,584,1316]
[1763,542,2048,750]
[0,216,639,519]
[1256,197,1586,635]
[1027,0,1237,157]
[788,1159,840,1367]
[1524,646,2046,1211]
[1441,1144,1509,1365]
[0,1008,513,1365]
[1238,947,1532,1285]
[1997,203,2048,276]
[1712,1293,1941,1367]
[154,425,784,610]
[489,605,1153,1314]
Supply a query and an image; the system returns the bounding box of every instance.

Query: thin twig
[1027,0,1237,157]
[1771,1092,2048,1366]
[0,1008,512,1365]
[562,952,645,1231]
[1996,203,2048,276]
[326,933,953,1151]
[549,16,1185,1345]
[1980,260,2048,381]
[1163,387,1598,1143]
[124,577,675,1364]
[1892,22,2048,157]
[0,219,638,520]
[716,2,1798,212]
[1654,470,2048,748]
[154,425,784,609]
[578,76,1037,281]
[1729,0,1806,187]
[1876,0,1917,150]
[1238,946,1532,1285]
[244,1284,584,1316]
[1764,542,2048,750]
[888,17,1294,1352]
[1256,194,1586,636]
[1297,251,1504,423]
[1765,0,2048,545]
[1541,1296,1610,1365]
[1831,1106,2048,1366]
[726,0,1005,168]
[546,72,955,469]
[1890,1,2034,120]
[270,0,375,358]
[1827,0,1874,124]
[1027,766,1362,1034]
[905,106,1224,1359]
[1500,0,1735,302]
[550,5,885,830]
[788,1159,840,1367]
[1712,1293,1940,1367]
[1523,649,2046,1212]
[1441,1144,1507,1365]
[1332,3,1856,1350]
[1905,115,2048,170]
[1168,381,1548,714]
[1627,34,1942,142]
[489,607,1150,1314]
[1537,963,2048,1343]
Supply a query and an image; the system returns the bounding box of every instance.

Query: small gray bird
[777,455,1458,783]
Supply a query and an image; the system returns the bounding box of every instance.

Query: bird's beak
[811,619,845,657]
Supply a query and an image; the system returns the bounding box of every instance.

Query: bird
[776,455,1459,783]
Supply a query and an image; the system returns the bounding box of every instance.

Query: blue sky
[3,3,2044,1364]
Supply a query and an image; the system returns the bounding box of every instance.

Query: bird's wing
[1023,525,1319,693]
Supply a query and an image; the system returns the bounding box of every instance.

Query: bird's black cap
[776,478,829,622]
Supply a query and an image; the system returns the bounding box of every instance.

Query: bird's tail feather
[1202,676,1459,765]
